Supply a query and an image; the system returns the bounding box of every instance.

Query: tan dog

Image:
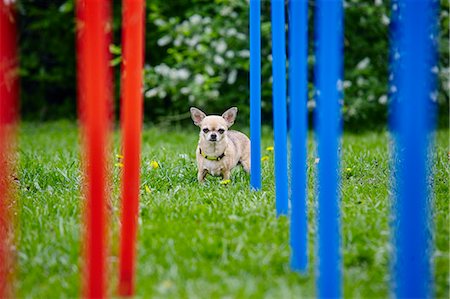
[190,107,250,183]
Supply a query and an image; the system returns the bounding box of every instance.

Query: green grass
[16,121,449,298]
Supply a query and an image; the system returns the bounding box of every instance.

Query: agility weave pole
[118,0,145,296]
[271,0,289,216]
[0,1,19,297]
[288,0,309,274]
[76,1,112,297]
[390,0,438,297]
[249,0,262,191]
[314,0,344,297]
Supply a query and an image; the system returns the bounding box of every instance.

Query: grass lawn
[16,121,448,298]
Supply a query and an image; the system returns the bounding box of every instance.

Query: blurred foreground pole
[271,0,288,216]
[76,0,112,297]
[118,0,145,296]
[288,0,308,273]
[250,0,262,191]
[0,1,19,297]
[391,0,438,297]
[314,0,343,297]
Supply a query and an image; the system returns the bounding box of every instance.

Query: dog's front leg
[221,169,231,181]
[198,169,207,182]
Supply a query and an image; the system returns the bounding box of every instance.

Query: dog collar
[199,148,225,161]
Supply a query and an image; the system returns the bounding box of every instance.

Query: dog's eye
[203,128,209,133]
[218,129,225,134]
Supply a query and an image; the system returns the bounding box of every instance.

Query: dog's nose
[210,133,217,140]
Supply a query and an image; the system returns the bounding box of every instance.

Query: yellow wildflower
[116,154,124,159]
[220,179,231,185]
[115,162,124,168]
[150,160,159,169]
[145,185,151,193]
[261,156,269,162]
[346,168,352,172]
[266,146,274,152]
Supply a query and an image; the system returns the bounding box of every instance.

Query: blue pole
[289,0,308,272]
[271,0,288,216]
[314,0,343,297]
[391,1,438,297]
[250,0,262,191]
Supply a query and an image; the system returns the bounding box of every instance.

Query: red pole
[0,1,19,298]
[118,0,145,296]
[76,0,111,297]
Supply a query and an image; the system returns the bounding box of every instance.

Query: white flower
[374,0,382,6]
[154,19,166,27]
[154,64,170,76]
[158,89,167,99]
[356,57,370,70]
[214,55,225,65]
[181,87,190,95]
[186,36,200,47]
[205,65,215,76]
[189,14,202,25]
[195,74,205,84]
[381,14,390,26]
[431,66,439,74]
[209,90,219,98]
[179,154,189,160]
[227,28,237,37]
[348,107,357,116]
[225,51,235,59]
[196,44,207,54]
[174,37,183,47]
[343,80,352,88]
[236,33,246,41]
[227,70,238,85]
[177,68,190,80]
[205,27,212,35]
[356,77,366,86]
[169,69,178,80]
[145,88,159,98]
[220,7,232,16]
[216,40,227,54]
[307,100,316,110]
[238,50,250,58]
[202,17,211,24]
[378,95,387,105]
[157,35,172,47]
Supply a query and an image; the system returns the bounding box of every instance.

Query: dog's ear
[190,107,206,126]
[222,107,238,127]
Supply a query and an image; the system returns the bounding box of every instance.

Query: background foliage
[16,0,449,128]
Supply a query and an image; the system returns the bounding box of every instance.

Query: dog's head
[190,107,237,143]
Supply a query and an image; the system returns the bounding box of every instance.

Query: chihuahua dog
[190,107,250,183]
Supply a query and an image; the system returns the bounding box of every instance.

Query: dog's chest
[203,159,224,176]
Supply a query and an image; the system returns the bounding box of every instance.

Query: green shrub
[16,0,449,128]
